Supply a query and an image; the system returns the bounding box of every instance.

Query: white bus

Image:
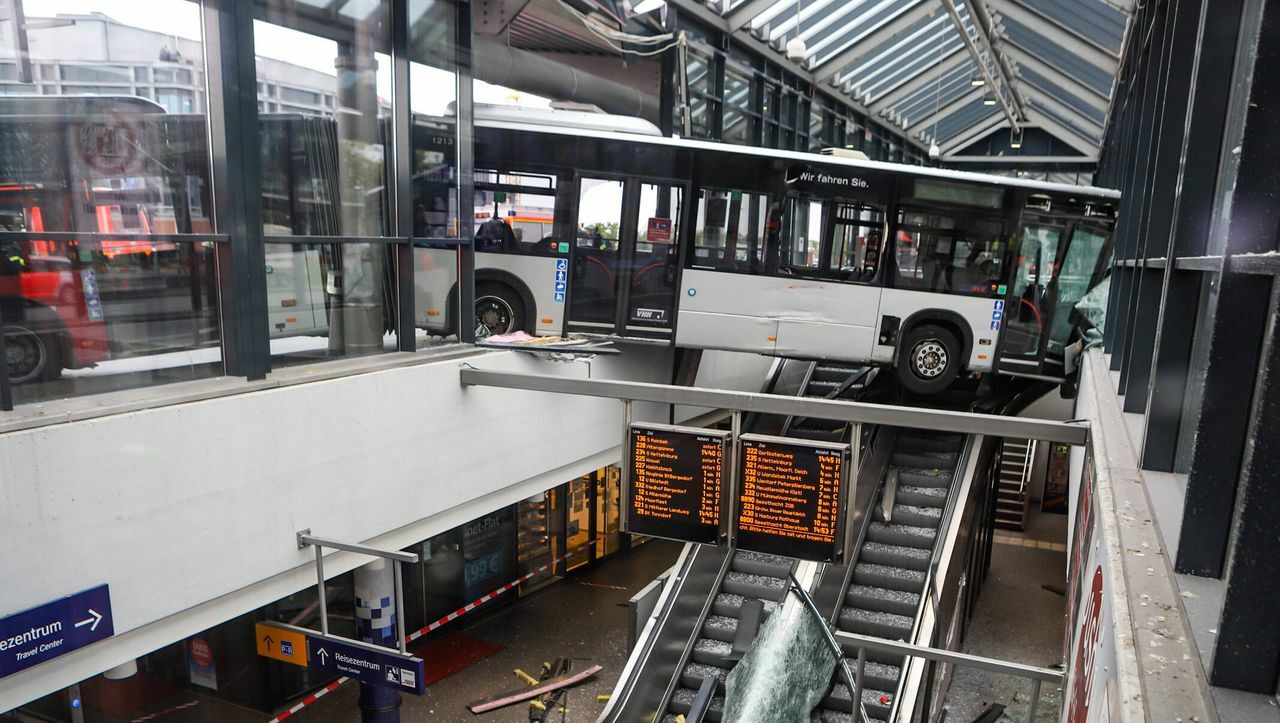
[442,113,1118,393]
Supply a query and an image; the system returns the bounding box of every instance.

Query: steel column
[202,0,270,379]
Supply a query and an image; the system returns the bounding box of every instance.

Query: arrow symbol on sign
[75,609,103,632]
[262,635,274,652]
[316,647,328,665]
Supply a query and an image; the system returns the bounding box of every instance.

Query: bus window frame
[775,193,889,285]
[889,201,1012,300]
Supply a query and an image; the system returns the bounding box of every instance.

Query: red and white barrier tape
[266,538,601,722]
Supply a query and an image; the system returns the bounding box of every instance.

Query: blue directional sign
[0,585,113,678]
[306,633,426,695]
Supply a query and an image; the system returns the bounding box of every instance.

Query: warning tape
[265,538,602,722]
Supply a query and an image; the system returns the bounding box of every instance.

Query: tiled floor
[942,507,1069,723]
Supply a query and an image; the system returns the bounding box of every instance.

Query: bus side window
[691,188,767,273]
[895,210,1003,296]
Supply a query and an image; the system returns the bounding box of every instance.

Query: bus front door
[999,218,1110,376]
[568,177,683,340]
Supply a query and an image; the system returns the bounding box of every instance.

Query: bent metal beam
[458,367,1088,445]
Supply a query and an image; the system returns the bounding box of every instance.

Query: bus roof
[475,118,1122,202]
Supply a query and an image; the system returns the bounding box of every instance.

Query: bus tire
[4,321,62,385]
[475,281,526,337]
[896,323,960,395]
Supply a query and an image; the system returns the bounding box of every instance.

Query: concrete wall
[0,346,772,710]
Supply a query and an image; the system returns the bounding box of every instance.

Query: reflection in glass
[255,0,397,361]
[0,1,222,403]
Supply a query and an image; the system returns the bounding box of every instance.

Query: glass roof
[708,0,1132,159]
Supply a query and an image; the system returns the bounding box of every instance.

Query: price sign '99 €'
[624,423,730,544]
[734,434,849,563]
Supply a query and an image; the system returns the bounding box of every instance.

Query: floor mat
[412,633,504,686]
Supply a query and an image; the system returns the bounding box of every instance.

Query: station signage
[255,621,308,667]
[625,423,729,544]
[734,435,849,563]
[307,632,426,696]
[0,585,114,678]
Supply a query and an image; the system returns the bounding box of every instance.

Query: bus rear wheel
[474,282,526,337]
[4,322,62,385]
[896,324,960,395]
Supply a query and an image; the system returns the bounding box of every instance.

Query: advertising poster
[187,636,217,690]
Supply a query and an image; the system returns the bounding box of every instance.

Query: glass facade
[0,0,470,409]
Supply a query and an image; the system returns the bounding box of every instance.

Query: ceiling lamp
[786,0,806,62]
[1010,127,1024,149]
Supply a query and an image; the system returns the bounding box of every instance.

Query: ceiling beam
[939,0,1022,131]
[939,113,1008,154]
[666,0,932,151]
[866,46,968,113]
[944,154,1098,164]
[1025,91,1103,138]
[811,1,941,83]
[1002,44,1109,114]
[1022,107,1099,157]
[987,0,1117,72]
[911,86,987,140]
[725,0,778,30]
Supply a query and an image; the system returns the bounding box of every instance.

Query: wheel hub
[911,339,948,379]
[475,296,514,335]
[5,329,44,384]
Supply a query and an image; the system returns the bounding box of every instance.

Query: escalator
[812,429,968,722]
[662,551,795,722]
[603,365,976,723]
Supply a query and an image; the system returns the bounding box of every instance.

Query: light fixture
[630,0,666,14]
[971,77,985,87]
[928,141,941,160]
[1010,127,1023,149]
[786,0,806,62]
[983,91,996,106]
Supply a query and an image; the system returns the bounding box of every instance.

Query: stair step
[711,593,780,618]
[702,614,739,642]
[895,467,953,487]
[845,584,921,617]
[730,550,793,578]
[668,686,725,721]
[852,563,927,593]
[865,521,938,550]
[874,503,943,528]
[891,451,957,469]
[680,661,730,690]
[838,606,915,639]
[860,541,932,571]
[819,680,896,718]
[690,637,733,666]
[896,485,949,509]
[720,571,787,601]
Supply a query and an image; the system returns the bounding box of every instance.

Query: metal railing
[834,631,1062,723]
[1018,439,1038,497]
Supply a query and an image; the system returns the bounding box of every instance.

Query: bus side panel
[414,248,456,332]
[474,252,563,336]
[676,269,778,355]
[771,282,881,362]
[877,289,1002,372]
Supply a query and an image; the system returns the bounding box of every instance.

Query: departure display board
[735,434,849,563]
[625,423,729,544]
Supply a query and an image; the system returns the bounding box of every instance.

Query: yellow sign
[255,622,308,667]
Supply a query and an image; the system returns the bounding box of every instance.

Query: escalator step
[845,584,921,617]
[837,606,915,640]
[874,503,943,528]
[896,484,949,509]
[865,521,938,550]
[895,467,953,487]
[691,637,733,666]
[852,563,927,593]
[721,571,788,601]
[669,686,725,720]
[680,661,730,690]
[730,550,794,578]
[891,451,957,469]
[828,660,902,701]
[712,593,780,618]
[702,614,739,642]
[859,541,932,571]
[818,680,896,718]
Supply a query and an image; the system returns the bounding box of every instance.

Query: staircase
[995,439,1034,531]
[782,363,876,442]
[662,550,796,723]
[812,430,966,723]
